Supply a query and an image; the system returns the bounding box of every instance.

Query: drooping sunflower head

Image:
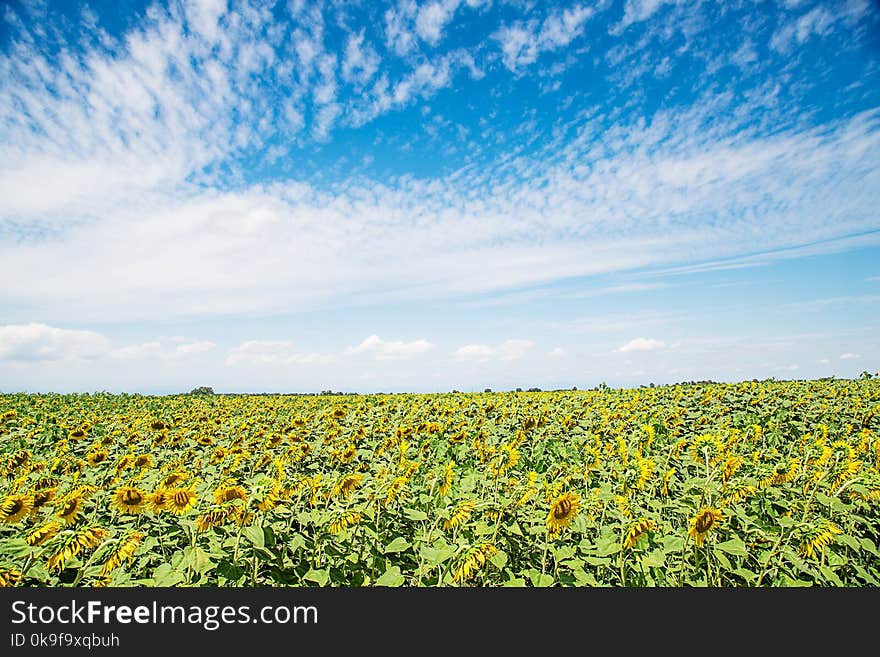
[546,491,580,535]
[0,494,33,523]
[112,485,146,515]
[161,471,187,488]
[55,492,85,525]
[86,449,109,467]
[68,428,87,440]
[165,487,197,515]
[689,507,724,546]
[148,489,169,513]
[213,485,247,505]
[31,487,58,511]
[133,454,153,469]
[624,518,656,550]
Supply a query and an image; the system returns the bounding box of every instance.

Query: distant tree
[484,388,492,393]
[189,386,214,395]
[527,387,542,392]
[516,387,523,392]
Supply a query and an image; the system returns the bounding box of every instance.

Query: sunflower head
[165,487,197,515]
[55,493,85,525]
[133,454,153,468]
[86,449,109,467]
[546,491,580,535]
[0,494,33,523]
[213,485,247,505]
[112,485,146,514]
[689,507,724,546]
[68,428,87,440]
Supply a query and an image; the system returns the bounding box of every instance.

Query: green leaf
[641,549,665,568]
[0,538,33,558]
[304,568,329,586]
[488,549,508,570]
[662,535,684,553]
[419,544,455,565]
[403,508,428,521]
[242,525,265,548]
[503,577,527,587]
[383,537,411,553]
[715,537,749,557]
[152,563,184,587]
[185,546,213,574]
[376,565,405,587]
[836,534,861,552]
[528,572,555,587]
[595,537,619,557]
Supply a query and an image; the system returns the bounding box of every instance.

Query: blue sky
[0,0,878,393]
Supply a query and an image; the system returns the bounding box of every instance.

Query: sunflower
[55,492,86,525]
[99,532,143,577]
[210,448,227,465]
[329,511,362,534]
[331,473,362,500]
[31,487,58,511]
[46,527,109,572]
[161,471,187,488]
[195,506,239,532]
[0,567,22,587]
[546,491,580,535]
[133,454,153,469]
[800,521,841,559]
[689,507,724,546]
[112,485,146,514]
[443,500,475,531]
[623,518,655,550]
[25,520,62,546]
[213,484,247,505]
[148,490,169,513]
[165,487,197,515]
[68,428,87,440]
[452,543,498,583]
[86,449,109,467]
[438,460,455,496]
[0,494,33,523]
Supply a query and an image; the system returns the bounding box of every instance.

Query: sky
[0,0,878,394]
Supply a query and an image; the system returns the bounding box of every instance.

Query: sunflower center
[695,512,715,533]
[61,500,77,516]
[173,491,189,506]
[123,490,143,506]
[554,500,571,519]
[4,499,23,515]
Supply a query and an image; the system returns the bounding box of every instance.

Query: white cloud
[0,323,108,361]
[818,358,830,364]
[770,1,869,54]
[110,338,216,361]
[839,352,861,360]
[341,31,380,86]
[226,340,293,366]
[345,335,434,360]
[614,0,679,32]
[415,1,460,46]
[495,5,594,71]
[617,337,666,353]
[548,347,566,358]
[453,339,534,362]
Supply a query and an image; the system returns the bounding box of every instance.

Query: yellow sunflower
[148,490,169,514]
[0,494,33,523]
[689,507,724,546]
[165,487,197,515]
[86,449,109,467]
[213,485,247,505]
[55,492,85,525]
[546,491,580,535]
[112,485,146,514]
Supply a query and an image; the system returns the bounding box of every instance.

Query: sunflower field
[1,378,879,587]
